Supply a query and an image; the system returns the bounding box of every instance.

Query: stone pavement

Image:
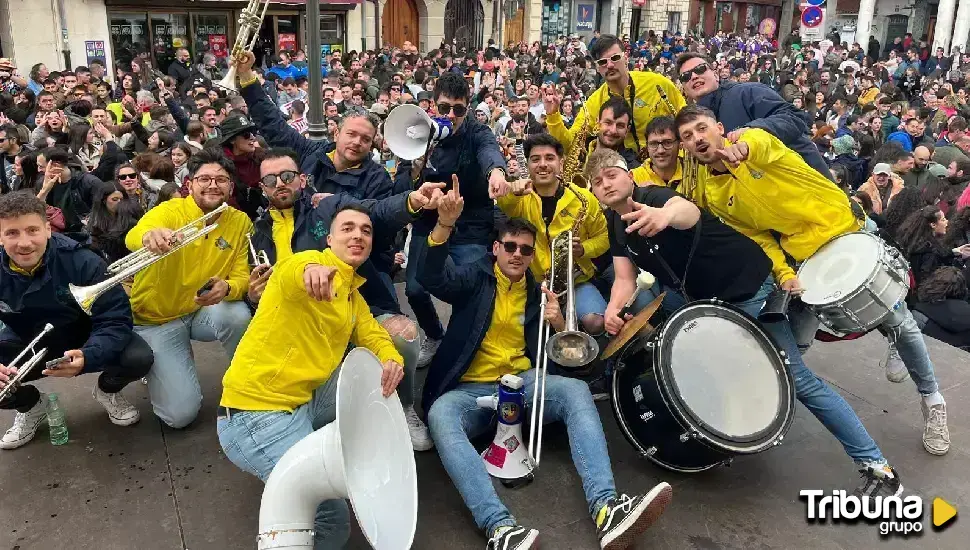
[2,289,970,550]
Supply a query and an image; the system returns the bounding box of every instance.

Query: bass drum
[611,301,795,473]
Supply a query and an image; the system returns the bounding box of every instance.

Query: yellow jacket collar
[493,261,526,291]
[269,207,294,223]
[322,248,367,293]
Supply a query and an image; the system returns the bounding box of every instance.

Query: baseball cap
[872,163,892,175]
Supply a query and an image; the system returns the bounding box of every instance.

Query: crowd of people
[0,25,964,549]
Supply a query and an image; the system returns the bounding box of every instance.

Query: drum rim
[797,231,894,306]
[654,301,796,454]
[609,347,724,473]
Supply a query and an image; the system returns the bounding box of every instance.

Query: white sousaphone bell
[257,348,417,550]
[384,104,453,160]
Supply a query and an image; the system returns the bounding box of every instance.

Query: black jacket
[44,168,100,233]
[914,299,970,350]
[395,119,507,246]
[0,233,133,371]
[250,191,416,316]
[698,81,831,178]
[240,82,394,201]
[167,60,193,87]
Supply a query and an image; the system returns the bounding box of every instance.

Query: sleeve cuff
[427,234,446,247]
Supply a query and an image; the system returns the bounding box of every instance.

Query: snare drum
[797,232,910,333]
[611,301,794,473]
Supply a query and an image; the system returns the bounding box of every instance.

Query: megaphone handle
[476,395,498,410]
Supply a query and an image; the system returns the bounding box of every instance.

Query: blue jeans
[136,300,252,428]
[217,366,349,550]
[427,369,617,536]
[375,313,419,407]
[405,241,487,341]
[575,281,608,331]
[637,278,886,466]
[788,301,940,396]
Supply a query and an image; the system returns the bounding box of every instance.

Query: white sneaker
[93,387,140,426]
[0,393,48,450]
[404,405,434,451]
[921,400,950,456]
[883,344,908,383]
[417,337,441,369]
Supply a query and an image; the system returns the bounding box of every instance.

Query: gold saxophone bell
[71,203,230,315]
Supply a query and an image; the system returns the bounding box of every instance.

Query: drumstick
[619,271,656,317]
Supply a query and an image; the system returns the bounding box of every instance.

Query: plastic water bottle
[46,393,69,446]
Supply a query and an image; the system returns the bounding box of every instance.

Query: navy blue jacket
[416,237,543,415]
[240,82,394,201]
[698,81,831,177]
[396,119,507,246]
[250,191,416,316]
[0,233,133,372]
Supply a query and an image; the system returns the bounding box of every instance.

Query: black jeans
[0,333,153,412]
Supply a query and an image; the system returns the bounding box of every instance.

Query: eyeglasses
[678,63,711,83]
[595,53,624,67]
[436,102,468,117]
[238,131,255,140]
[194,175,231,186]
[647,139,678,151]
[260,170,299,187]
[117,173,138,180]
[500,241,535,256]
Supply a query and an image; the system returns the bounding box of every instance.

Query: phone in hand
[197,280,215,297]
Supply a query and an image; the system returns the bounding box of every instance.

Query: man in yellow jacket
[217,204,405,549]
[126,147,253,429]
[495,133,610,335]
[675,105,950,458]
[543,34,685,157]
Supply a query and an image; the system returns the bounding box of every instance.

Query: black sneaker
[486,525,539,550]
[588,376,611,402]
[597,482,672,550]
[853,464,903,498]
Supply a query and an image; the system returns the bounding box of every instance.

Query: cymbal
[600,292,666,359]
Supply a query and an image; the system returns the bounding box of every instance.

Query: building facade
[630,0,690,40]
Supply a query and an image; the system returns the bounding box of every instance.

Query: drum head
[799,232,880,305]
[655,302,793,453]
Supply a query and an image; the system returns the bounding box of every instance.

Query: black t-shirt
[607,186,772,302]
[540,187,564,227]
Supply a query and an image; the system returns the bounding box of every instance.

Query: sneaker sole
[886,371,909,383]
[108,414,141,427]
[0,420,46,450]
[515,530,539,549]
[591,393,610,402]
[411,440,435,452]
[602,483,673,550]
[923,440,950,456]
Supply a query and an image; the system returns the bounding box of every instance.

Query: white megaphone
[384,104,453,160]
[257,348,418,550]
[477,374,535,480]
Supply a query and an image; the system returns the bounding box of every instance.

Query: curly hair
[944,206,970,249]
[917,266,968,302]
[0,190,48,220]
[882,187,924,243]
[896,205,944,256]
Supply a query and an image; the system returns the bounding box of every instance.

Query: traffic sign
[802,6,823,28]
[806,0,825,6]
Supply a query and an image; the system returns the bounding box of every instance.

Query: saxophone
[549,182,589,296]
[561,92,592,189]
[655,84,699,203]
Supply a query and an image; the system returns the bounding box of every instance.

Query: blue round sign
[806,0,825,6]
[801,6,823,28]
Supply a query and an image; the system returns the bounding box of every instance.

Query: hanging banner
[208,34,228,58]
[84,40,106,66]
[576,3,594,31]
[278,33,297,52]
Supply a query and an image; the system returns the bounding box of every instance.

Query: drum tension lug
[643,446,657,457]
[679,432,691,443]
[721,458,733,467]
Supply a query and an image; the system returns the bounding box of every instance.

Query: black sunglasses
[500,241,535,256]
[436,103,468,117]
[678,63,711,83]
[118,173,138,180]
[259,170,299,187]
[595,53,624,67]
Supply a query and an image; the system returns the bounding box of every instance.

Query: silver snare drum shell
[797,232,910,333]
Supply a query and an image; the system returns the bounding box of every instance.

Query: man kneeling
[418,181,671,550]
[217,205,405,547]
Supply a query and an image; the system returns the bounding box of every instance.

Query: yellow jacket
[546,71,686,154]
[698,129,861,285]
[220,249,403,411]
[496,185,609,282]
[462,263,532,383]
[125,197,253,325]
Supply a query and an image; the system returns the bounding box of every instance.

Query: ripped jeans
[788,301,940,396]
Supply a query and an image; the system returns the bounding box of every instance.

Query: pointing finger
[452,173,460,197]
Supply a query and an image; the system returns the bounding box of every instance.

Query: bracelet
[437,222,454,229]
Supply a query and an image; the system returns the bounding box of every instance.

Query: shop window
[109,13,151,67]
[192,13,231,73]
[151,13,190,76]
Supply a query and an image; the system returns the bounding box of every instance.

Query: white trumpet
[216,0,270,91]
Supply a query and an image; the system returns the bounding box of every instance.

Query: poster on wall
[278,33,296,52]
[576,3,594,31]
[84,40,106,66]
[208,35,228,58]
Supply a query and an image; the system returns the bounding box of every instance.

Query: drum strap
[641,217,703,303]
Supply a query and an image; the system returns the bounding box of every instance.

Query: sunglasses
[260,170,299,187]
[436,103,468,117]
[118,173,138,180]
[679,63,711,83]
[500,241,535,256]
[595,53,624,67]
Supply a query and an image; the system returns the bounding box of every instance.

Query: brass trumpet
[0,323,53,402]
[71,203,230,315]
[247,233,271,269]
[217,0,270,91]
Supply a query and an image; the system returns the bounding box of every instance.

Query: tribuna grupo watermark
[800,490,924,536]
